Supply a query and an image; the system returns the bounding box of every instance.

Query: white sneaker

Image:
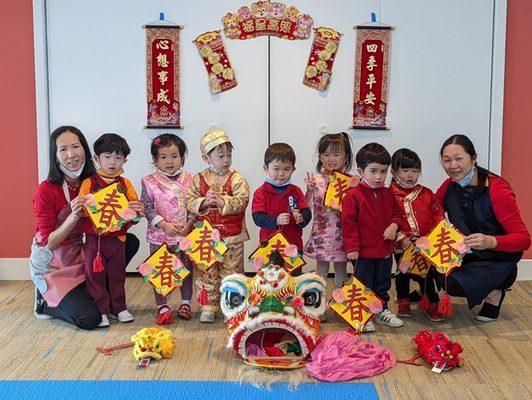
[364,320,376,332]
[200,310,215,323]
[34,287,54,320]
[98,314,110,328]
[374,309,404,328]
[112,310,135,323]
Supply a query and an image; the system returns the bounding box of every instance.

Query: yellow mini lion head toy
[220,260,326,369]
[131,327,175,362]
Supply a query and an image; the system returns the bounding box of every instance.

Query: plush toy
[402,330,463,371]
[220,261,326,369]
[131,327,176,365]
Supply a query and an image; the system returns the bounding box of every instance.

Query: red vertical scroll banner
[352,27,392,129]
[146,26,181,128]
[303,27,341,91]
[194,31,237,94]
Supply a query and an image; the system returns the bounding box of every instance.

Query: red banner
[222,1,313,40]
[194,31,237,94]
[352,27,392,129]
[303,27,341,91]
[146,27,180,128]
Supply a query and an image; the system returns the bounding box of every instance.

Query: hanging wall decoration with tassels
[303,27,341,91]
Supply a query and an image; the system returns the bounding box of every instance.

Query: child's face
[319,145,346,172]
[203,144,232,174]
[155,144,183,174]
[263,159,295,185]
[94,151,126,175]
[358,163,389,188]
[395,167,421,186]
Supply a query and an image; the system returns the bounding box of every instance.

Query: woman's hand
[69,197,84,220]
[464,233,497,250]
[128,201,145,218]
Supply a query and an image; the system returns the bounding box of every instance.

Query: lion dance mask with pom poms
[220,262,326,369]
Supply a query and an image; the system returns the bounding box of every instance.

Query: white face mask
[392,172,418,189]
[361,178,385,189]
[60,162,85,179]
[158,167,182,177]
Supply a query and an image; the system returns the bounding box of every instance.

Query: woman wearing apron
[435,134,530,322]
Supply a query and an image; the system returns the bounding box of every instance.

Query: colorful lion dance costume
[220,263,326,369]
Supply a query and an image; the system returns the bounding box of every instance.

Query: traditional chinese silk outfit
[436,168,530,307]
[78,172,139,315]
[187,168,249,310]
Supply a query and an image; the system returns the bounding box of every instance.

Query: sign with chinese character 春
[222,2,313,40]
[417,220,469,275]
[323,171,351,211]
[398,241,431,278]
[146,26,181,128]
[249,232,306,273]
[194,31,237,94]
[329,276,383,331]
[181,220,228,270]
[83,183,139,235]
[303,27,341,91]
[352,26,392,129]
[138,244,190,298]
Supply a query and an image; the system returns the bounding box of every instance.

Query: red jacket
[252,183,309,250]
[436,176,530,252]
[390,182,445,238]
[341,181,403,258]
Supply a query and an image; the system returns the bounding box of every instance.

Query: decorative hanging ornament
[303,27,341,91]
[180,220,228,270]
[194,31,237,94]
[222,1,313,40]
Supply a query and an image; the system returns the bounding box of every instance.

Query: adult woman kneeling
[436,134,530,321]
[30,126,142,329]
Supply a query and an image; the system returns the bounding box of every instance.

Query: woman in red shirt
[31,126,142,329]
[436,134,530,321]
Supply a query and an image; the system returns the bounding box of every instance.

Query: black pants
[39,233,140,328]
[394,253,439,303]
[352,256,393,308]
[435,267,518,298]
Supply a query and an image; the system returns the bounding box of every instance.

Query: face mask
[158,167,182,177]
[361,178,385,189]
[60,162,85,179]
[392,172,418,189]
[266,176,291,188]
[456,166,475,187]
[208,164,226,176]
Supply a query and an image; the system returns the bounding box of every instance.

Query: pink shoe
[397,299,412,318]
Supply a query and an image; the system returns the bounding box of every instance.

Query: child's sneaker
[425,303,445,322]
[98,314,110,328]
[112,310,135,323]
[200,310,215,323]
[397,299,412,318]
[156,305,173,325]
[374,309,404,327]
[364,320,376,332]
[34,287,54,320]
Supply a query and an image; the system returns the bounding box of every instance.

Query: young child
[341,142,404,332]
[141,134,195,325]
[79,133,143,328]
[252,143,312,271]
[390,148,445,321]
[305,133,353,296]
[187,130,249,323]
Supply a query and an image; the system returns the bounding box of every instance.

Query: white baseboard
[1,257,531,281]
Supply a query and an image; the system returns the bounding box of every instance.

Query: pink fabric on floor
[306,331,396,382]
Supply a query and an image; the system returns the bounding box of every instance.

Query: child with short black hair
[390,148,445,321]
[79,133,144,328]
[141,134,195,325]
[252,143,312,267]
[341,142,403,331]
[187,130,249,323]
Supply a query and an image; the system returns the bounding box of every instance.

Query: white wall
[37,0,504,273]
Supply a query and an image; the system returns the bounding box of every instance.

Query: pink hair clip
[153,137,161,146]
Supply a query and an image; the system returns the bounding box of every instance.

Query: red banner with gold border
[146,27,181,128]
[194,31,237,94]
[352,27,392,129]
[303,27,341,91]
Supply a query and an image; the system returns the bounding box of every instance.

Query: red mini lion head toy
[407,330,464,370]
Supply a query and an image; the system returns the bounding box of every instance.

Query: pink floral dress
[304,173,347,262]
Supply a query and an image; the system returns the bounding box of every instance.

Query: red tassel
[438,293,453,316]
[93,252,104,272]
[196,287,210,306]
[419,294,430,311]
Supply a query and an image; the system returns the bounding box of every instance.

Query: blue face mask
[456,166,475,187]
[265,176,291,188]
